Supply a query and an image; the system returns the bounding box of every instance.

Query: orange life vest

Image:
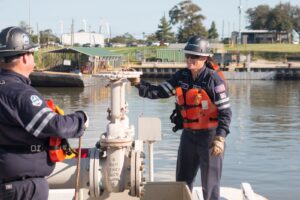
[175,87,218,130]
[206,60,226,81]
[46,100,89,162]
[46,99,69,162]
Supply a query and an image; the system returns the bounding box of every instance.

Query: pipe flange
[89,148,101,197]
[129,150,145,197]
[100,137,132,148]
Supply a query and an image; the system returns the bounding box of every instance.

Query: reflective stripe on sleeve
[214,97,230,105]
[33,112,56,137]
[164,81,175,94]
[218,103,231,110]
[160,81,174,96]
[25,107,53,132]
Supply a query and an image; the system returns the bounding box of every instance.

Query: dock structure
[30,71,109,87]
[131,63,300,80]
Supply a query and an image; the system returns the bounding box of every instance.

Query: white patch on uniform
[220,92,227,99]
[5,184,13,190]
[30,95,42,107]
[215,84,225,93]
[201,100,208,110]
[181,83,189,90]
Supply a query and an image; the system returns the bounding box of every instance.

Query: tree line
[112,1,300,44]
[246,2,300,42]
[19,0,300,46]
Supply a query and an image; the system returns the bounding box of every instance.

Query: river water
[37,79,300,200]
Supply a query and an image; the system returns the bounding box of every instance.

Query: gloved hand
[76,111,89,130]
[55,105,65,115]
[127,77,140,86]
[211,136,225,156]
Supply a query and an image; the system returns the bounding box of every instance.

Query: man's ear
[21,54,29,64]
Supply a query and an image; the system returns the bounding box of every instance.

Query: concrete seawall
[132,66,300,80]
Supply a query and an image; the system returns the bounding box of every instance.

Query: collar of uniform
[0,69,31,85]
[193,65,207,79]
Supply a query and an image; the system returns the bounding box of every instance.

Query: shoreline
[132,59,300,69]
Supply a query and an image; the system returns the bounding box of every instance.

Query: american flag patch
[220,92,227,99]
[215,84,225,93]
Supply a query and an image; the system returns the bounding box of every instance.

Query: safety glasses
[185,54,205,60]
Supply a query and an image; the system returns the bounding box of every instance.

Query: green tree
[246,5,270,29]
[169,0,207,42]
[208,21,219,40]
[291,6,300,32]
[19,21,29,31]
[39,29,59,45]
[110,33,137,44]
[266,3,293,42]
[145,33,158,43]
[155,15,175,43]
[246,3,300,43]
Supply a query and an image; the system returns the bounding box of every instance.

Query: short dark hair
[2,54,24,63]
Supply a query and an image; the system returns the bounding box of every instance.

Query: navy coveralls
[135,66,232,200]
[0,70,86,200]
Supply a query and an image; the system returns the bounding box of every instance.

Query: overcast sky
[0,0,298,38]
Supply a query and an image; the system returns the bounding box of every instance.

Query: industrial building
[61,32,105,47]
[238,30,300,44]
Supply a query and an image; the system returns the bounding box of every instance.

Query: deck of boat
[48,182,268,200]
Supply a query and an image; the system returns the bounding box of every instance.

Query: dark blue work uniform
[0,70,87,200]
[136,65,232,200]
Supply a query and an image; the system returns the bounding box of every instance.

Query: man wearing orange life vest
[0,26,89,200]
[129,36,232,200]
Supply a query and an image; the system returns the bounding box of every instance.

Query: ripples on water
[37,80,300,200]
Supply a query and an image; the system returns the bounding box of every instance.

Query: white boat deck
[49,182,268,200]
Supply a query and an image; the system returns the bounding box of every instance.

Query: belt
[0,144,46,153]
[0,176,43,184]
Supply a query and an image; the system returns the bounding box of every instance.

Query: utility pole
[82,19,87,32]
[89,25,91,44]
[36,23,40,45]
[221,20,224,41]
[28,0,31,34]
[238,0,242,44]
[244,0,248,28]
[59,20,64,44]
[71,19,74,46]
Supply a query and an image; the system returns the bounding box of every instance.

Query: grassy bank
[35,44,300,70]
[224,44,300,61]
[224,43,300,53]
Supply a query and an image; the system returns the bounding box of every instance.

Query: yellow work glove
[55,105,65,115]
[127,77,140,86]
[211,136,225,156]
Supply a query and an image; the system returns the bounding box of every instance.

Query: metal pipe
[47,157,90,189]
[148,141,154,182]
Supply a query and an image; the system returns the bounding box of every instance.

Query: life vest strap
[183,119,198,123]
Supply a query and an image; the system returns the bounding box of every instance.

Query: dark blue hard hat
[0,26,38,58]
[183,36,213,57]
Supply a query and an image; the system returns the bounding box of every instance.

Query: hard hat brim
[182,49,213,57]
[0,44,38,58]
